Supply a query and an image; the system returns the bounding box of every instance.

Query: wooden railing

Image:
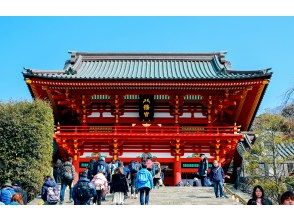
[55,125,241,135]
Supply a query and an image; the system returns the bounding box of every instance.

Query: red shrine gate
[23,52,272,185]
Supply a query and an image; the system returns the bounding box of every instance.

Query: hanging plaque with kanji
[139,95,154,121]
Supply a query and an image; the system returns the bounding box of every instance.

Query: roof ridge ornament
[64,67,77,75]
[23,67,33,75]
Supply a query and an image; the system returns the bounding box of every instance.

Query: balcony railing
[55,125,241,135]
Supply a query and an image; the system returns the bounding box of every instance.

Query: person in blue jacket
[209,160,225,198]
[0,180,16,205]
[41,176,59,205]
[135,161,154,205]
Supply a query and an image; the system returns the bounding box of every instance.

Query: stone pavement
[30,186,242,205]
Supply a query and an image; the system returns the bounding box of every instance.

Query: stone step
[104,187,240,205]
[30,186,241,205]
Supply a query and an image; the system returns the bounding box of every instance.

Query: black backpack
[62,164,73,182]
[97,163,106,174]
[76,181,92,203]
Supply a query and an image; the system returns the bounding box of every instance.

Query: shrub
[0,100,54,202]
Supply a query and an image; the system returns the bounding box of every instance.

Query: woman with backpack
[110,167,128,205]
[60,157,75,204]
[91,170,109,205]
[135,162,154,205]
[128,160,141,199]
[41,176,60,205]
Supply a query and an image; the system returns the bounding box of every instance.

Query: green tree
[0,100,54,202]
[281,103,294,139]
[243,112,293,203]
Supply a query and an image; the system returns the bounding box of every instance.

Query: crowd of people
[0,153,293,205]
[39,154,160,205]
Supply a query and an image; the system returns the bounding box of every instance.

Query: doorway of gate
[160,163,174,186]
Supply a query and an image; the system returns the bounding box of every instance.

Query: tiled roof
[23,52,272,80]
[237,133,254,158]
[237,141,294,159]
[277,142,294,159]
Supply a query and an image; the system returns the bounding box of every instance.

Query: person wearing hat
[198,154,209,187]
[0,179,16,205]
[72,171,96,205]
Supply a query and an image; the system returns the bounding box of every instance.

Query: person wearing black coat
[72,172,96,205]
[247,185,273,205]
[53,159,63,184]
[87,159,96,180]
[198,154,209,186]
[110,167,129,205]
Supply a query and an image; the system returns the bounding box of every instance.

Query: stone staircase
[106,186,241,205]
[30,186,242,205]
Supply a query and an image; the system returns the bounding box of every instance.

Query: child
[209,160,225,198]
[91,170,109,205]
[110,167,128,205]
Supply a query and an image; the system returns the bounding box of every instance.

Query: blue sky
[0,17,293,114]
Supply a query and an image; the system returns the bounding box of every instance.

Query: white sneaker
[134,194,138,199]
[131,194,134,199]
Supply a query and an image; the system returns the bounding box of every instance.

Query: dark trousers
[213,181,224,198]
[153,178,160,188]
[199,176,206,186]
[93,190,102,205]
[139,187,150,205]
[60,180,73,202]
[130,174,138,195]
[53,172,61,184]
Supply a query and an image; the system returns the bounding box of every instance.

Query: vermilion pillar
[73,139,80,184]
[174,159,182,186]
[173,139,182,185]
